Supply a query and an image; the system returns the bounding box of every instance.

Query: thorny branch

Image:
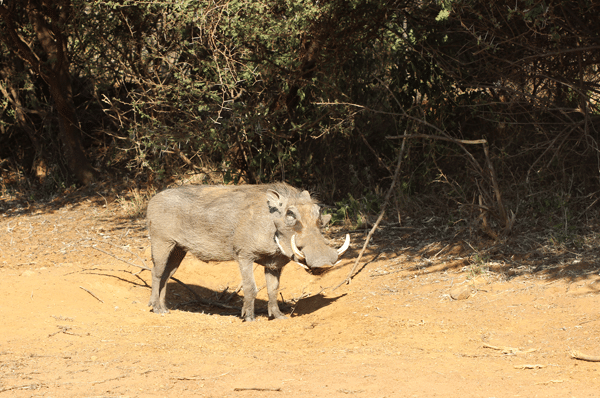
[329,101,514,287]
[334,136,407,289]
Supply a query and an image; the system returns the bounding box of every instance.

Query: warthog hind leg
[149,242,186,314]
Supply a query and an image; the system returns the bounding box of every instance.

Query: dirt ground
[1,190,600,397]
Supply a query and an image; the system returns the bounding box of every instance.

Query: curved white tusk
[290,234,306,260]
[337,234,351,256]
[274,235,290,257]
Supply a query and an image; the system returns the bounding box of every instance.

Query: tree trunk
[0,0,96,185]
[47,67,96,185]
[27,0,95,184]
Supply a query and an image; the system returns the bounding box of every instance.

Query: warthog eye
[285,209,297,226]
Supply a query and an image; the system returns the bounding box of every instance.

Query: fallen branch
[535,379,564,385]
[172,372,230,381]
[234,387,281,392]
[172,376,203,381]
[570,350,600,362]
[514,364,545,369]
[0,383,45,393]
[91,374,128,385]
[48,325,79,337]
[483,343,537,355]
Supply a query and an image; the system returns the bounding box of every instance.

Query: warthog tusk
[337,234,350,256]
[275,235,290,257]
[290,234,306,260]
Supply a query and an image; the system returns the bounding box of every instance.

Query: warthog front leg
[237,258,258,321]
[265,267,287,320]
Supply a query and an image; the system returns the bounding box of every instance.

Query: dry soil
[1,193,599,397]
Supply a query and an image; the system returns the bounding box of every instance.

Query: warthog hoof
[149,301,169,314]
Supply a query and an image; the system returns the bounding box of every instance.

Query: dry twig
[234,387,282,392]
[333,136,407,289]
[0,383,45,393]
[514,364,545,369]
[79,286,104,303]
[483,343,537,355]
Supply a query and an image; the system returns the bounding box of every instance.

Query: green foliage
[468,252,490,279]
[69,0,398,192]
[328,192,381,229]
[1,0,599,225]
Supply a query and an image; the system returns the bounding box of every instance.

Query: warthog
[146,183,350,321]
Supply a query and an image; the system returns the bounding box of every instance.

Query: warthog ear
[266,189,284,214]
[320,213,332,226]
[300,190,311,200]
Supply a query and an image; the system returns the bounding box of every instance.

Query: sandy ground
[1,194,599,397]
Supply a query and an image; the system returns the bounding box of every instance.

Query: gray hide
[146,183,350,321]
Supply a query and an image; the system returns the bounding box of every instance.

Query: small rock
[450,285,471,300]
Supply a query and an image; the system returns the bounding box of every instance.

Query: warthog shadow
[289,293,347,317]
[164,281,345,319]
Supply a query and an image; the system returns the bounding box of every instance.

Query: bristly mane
[265,182,308,200]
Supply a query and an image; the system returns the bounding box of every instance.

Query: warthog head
[268,187,350,268]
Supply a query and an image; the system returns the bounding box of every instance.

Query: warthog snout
[288,233,350,268]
